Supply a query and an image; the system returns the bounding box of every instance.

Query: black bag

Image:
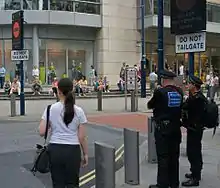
[31,105,51,175]
[203,100,219,136]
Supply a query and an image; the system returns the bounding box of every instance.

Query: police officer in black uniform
[181,75,206,187]
[148,70,183,188]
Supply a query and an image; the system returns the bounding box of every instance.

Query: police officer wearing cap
[148,70,183,188]
[181,75,206,187]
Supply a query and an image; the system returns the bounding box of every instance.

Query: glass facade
[146,42,220,81]
[0,39,94,84]
[0,0,101,14]
[145,0,220,23]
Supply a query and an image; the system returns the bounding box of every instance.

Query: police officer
[148,70,183,188]
[181,75,206,187]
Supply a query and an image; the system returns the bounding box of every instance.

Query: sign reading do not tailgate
[175,32,206,53]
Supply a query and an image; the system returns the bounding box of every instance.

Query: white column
[32,26,39,68]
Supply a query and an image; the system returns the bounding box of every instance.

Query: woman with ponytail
[39,78,88,188]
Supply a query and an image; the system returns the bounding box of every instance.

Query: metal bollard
[124,128,140,185]
[10,93,16,117]
[95,142,115,188]
[131,90,136,112]
[97,90,103,111]
[148,117,157,163]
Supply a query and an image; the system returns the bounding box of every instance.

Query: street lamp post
[140,0,146,98]
[157,0,164,85]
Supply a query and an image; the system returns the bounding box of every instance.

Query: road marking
[79,144,124,186]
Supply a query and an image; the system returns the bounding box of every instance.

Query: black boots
[181,173,200,187]
[185,173,201,180]
[149,185,160,188]
[149,185,177,188]
[181,179,199,187]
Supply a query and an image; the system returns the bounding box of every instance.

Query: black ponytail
[58,78,75,126]
[63,91,75,126]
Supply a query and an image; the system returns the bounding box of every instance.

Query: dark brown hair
[58,78,74,126]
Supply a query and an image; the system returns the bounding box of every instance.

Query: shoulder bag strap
[44,105,51,143]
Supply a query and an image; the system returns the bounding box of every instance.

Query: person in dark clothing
[148,70,183,188]
[181,75,206,187]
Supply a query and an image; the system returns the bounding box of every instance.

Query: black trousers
[155,127,181,188]
[48,144,81,188]
[187,129,203,180]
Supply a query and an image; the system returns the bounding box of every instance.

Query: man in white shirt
[149,71,158,95]
[32,66,39,80]
[179,61,184,77]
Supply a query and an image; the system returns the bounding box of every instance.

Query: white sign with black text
[175,32,206,53]
[11,50,29,61]
[126,68,137,90]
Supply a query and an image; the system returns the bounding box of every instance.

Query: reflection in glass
[75,1,100,14]
[31,0,49,10]
[24,39,33,83]
[0,41,2,72]
[145,0,153,15]
[209,4,220,23]
[4,40,17,82]
[50,0,73,11]
[163,0,170,16]
[48,49,66,79]
[39,50,46,84]
[3,0,21,10]
[76,0,100,2]
[68,50,85,80]
[0,0,101,14]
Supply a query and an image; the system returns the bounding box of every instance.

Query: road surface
[0,119,145,188]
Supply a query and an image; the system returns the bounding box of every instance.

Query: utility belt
[155,120,171,130]
[155,119,180,132]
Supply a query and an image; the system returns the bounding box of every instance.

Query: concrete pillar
[32,26,39,68]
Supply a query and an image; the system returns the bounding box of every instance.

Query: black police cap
[160,69,177,79]
[189,75,203,86]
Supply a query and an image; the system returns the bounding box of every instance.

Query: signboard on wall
[175,32,206,53]
[171,0,206,34]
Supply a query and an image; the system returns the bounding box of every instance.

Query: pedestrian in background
[0,64,6,89]
[149,70,158,95]
[39,78,88,188]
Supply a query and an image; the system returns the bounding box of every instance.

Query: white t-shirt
[32,69,39,77]
[149,72,158,82]
[179,65,184,76]
[41,102,87,145]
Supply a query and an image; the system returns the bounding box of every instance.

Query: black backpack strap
[44,105,51,143]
